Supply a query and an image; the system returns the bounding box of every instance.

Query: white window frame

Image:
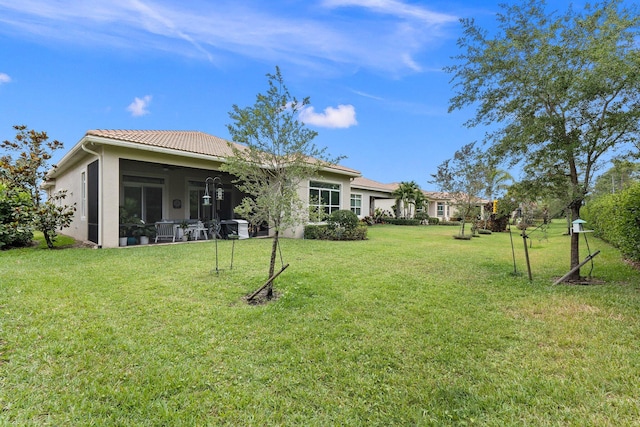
[309,180,341,216]
[350,193,362,216]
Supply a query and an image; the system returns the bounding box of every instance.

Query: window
[350,193,362,216]
[437,202,444,217]
[81,171,86,219]
[122,175,164,223]
[309,181,340,216]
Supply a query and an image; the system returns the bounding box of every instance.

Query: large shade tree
[223,67,342,299]
[447,0,640,280]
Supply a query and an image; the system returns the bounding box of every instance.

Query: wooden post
[553,250,600,285]
[247,263,290,301]
[522,232,532,281]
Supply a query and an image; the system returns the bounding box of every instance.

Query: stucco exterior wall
[47,149,97,244]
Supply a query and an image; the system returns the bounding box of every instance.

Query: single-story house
[348,177,461,222]
[44,130,360,248]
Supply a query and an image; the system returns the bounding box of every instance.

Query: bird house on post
[572,218,591,234]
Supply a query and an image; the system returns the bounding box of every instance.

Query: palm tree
[393,181,421,218]
[483,167,513,228]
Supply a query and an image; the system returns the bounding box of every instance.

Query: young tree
[0,125,76,248]
[447,0,640,280]
[431,143,487,237]
[223,67,343,299]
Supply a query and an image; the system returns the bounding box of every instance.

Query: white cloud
[299,104,357,129]
[321,0,458,25]
[127,95,152,117]
[0,0,458,75]
[0,73,11,84]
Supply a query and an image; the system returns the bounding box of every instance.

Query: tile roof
[85,129,359,175]
[351,176,398,193]
[86,129,241,158]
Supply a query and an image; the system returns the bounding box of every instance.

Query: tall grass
[1,221,639,425]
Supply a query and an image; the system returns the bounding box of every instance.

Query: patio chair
[189,221,209,241]
[155,221,176,243]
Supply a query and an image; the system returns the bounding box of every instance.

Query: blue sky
[0,0,586,190]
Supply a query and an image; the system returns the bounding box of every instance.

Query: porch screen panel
[145,187,163,223]
[122,175,164,223]
[123,186,142,219]
[87,160,99,244]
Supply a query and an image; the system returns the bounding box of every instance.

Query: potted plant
[119,227,128,247]
[139,225,155,244]
[180,221,190,242]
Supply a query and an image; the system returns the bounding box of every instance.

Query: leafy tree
[591,159,639,197]
[223,67,342,299]
[0,125,76,249]
[447,0,640,280]
[431,143,487,237]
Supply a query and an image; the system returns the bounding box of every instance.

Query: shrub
[414,212,429,223]
[327,209,359,231]
[361,216,375,226]
[304,224,329,240]
[0,182,34,249]
[583,182,640,262]
[304,222,367,240]
[428,217,440,225]
[383,218,421,226]
[439,220,461,226]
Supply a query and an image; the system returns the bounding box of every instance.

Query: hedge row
[382,218,421,226]
[582,182,640,262]
[304,224,368,240]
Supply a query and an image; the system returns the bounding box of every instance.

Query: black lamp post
[203,176,223,273]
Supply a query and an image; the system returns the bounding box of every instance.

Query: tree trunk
[43,230,54,249]
[567,203,582,281]
[267,231,279,298]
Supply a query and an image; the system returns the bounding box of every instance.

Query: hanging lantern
[216,186,224,201]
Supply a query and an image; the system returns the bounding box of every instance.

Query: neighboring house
[348,178,464,221]
[423,191,455,221]
[44,130,359,248]
[349,177,398,218]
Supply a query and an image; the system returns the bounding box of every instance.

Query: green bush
[0,182,34,249]
[383,218,421,226]
[304,223,367,240]
[414,212,429,222]
[428,217,440,225]
[327,209,359,231]
[439,220,461,226]
[304,224,329,240]
[583,182,640,262]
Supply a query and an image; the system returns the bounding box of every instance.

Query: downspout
[81,141,103,248]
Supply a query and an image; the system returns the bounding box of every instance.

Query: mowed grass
[1,221,640,425]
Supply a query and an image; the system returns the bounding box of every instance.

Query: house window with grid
[437,202,444,217]
[350,193,362,216]
[309,181,340,216]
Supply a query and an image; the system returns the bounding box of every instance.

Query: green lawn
[1,221,639,425]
